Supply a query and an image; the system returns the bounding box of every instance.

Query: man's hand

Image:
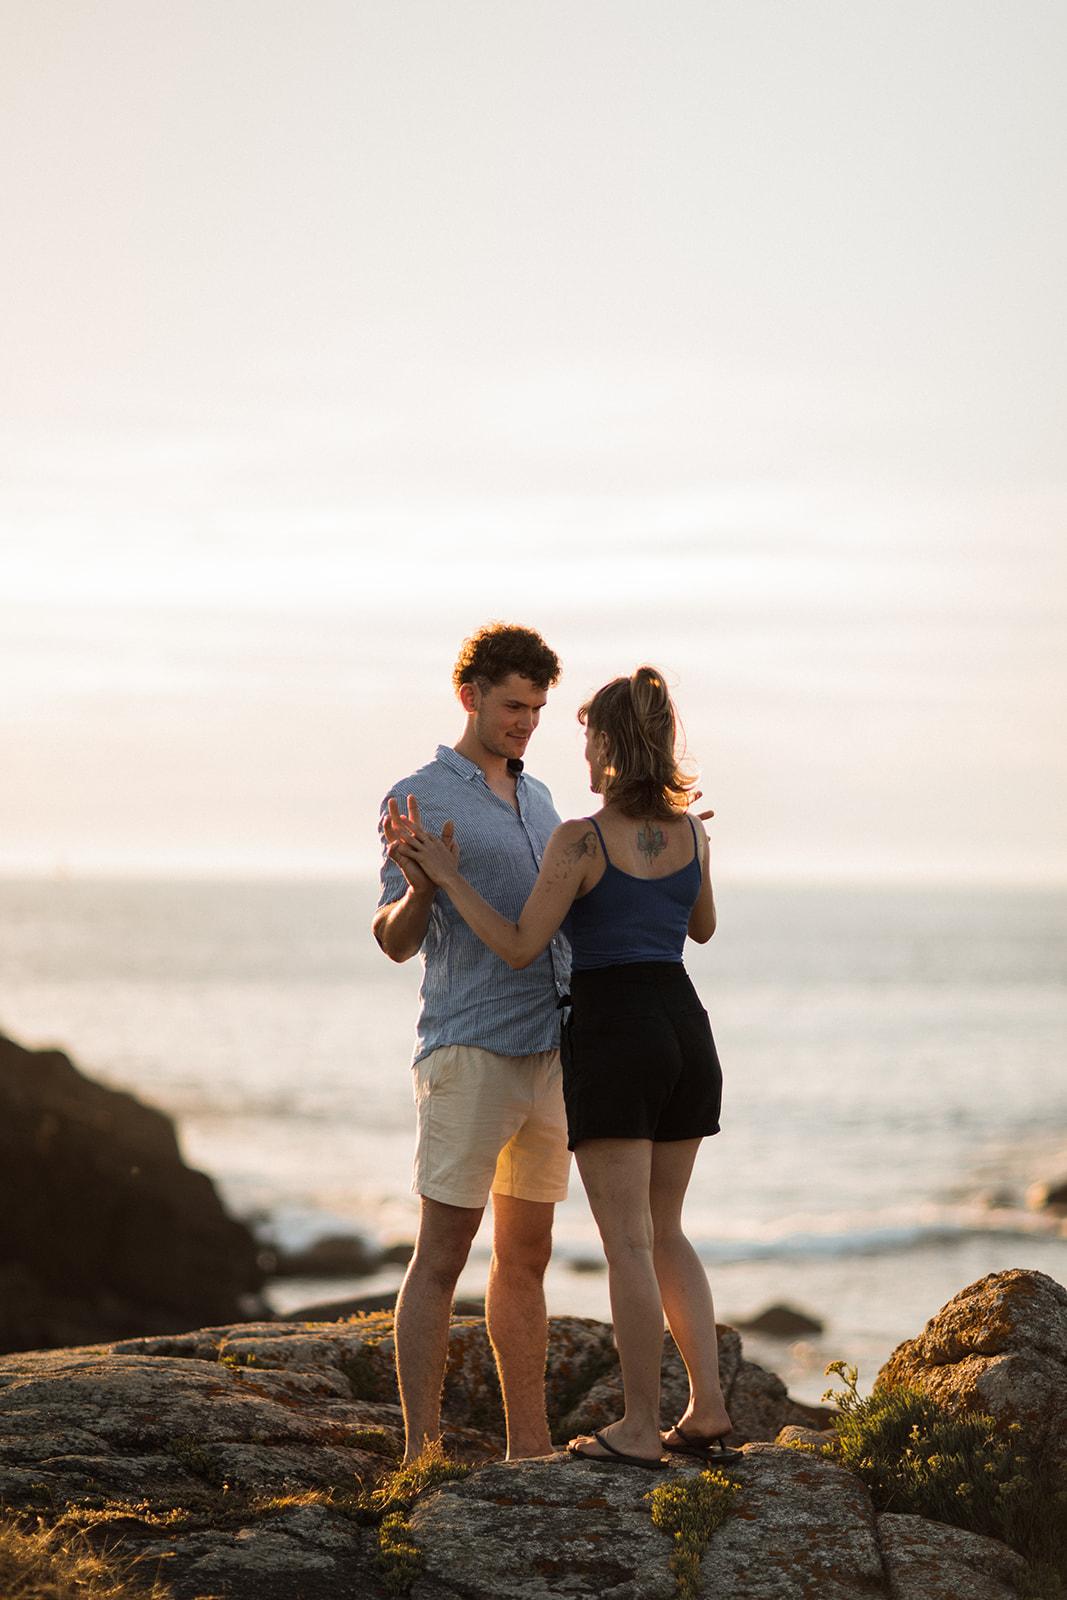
[384,796,458,892]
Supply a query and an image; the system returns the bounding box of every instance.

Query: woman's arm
[392,814,599,969]
[687,819,717,942]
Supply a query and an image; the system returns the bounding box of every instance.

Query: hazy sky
[2,1,1065,881]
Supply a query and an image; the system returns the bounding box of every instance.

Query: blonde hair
[578,666,696,820]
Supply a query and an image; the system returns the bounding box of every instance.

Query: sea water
[2,876,1065,1402]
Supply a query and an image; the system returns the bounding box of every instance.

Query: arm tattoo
[562,830,598,865]
[637,824,667,864]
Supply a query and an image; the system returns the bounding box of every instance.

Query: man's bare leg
[485,1194,555,1459]
[394,1196,483,1463]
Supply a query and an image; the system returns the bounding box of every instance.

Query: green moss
[377,1511,422,1597]
[822,1361,1067,1597]
[163,1435,220,1484]
[358,1440,471,1596]
[647,1468,740,1600]
[366,1440,471,1518]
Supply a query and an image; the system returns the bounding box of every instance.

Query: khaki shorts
[411,1043,571,1209]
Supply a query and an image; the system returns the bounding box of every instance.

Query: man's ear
[458,681,480,715]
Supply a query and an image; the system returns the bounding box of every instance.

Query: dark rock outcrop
[735,1301,825,1338]
[1026,1175,1067,1214]
[0,1031,264,1354]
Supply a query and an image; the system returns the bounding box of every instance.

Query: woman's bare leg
[573,1138,664,1459]
[650,1138,731,1437]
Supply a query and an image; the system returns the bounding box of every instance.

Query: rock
[0,1304,1038,1600]
[379,1239,415,1266]
[561,1326,821,1447]
[0,1315,498,1600]
[276,1291,402,1320]
[409,1454,679,1599]
[568,1255,607,1274]
[414,1444,987,1600]
[877,1268,1067,1473]
[697,1443,885,1598]
[736,1302,825,1338]
[877,1512,1027,1599]
[1026,1176,1067,1214]
[276,1293,485,1322]
[269,1232,383,1278]
[0,1031,264,1355]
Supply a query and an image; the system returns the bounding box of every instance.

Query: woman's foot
[568,1418,664,1465]
[661,1403,741,1461]
[665,1402,732,1441]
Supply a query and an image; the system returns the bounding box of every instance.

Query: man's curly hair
[452,623,561,693]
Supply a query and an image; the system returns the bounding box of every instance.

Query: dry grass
[0,1514,173,1600]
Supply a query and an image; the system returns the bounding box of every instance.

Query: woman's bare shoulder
[549,817,602,863]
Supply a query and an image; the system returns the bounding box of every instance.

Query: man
[374,622,571,1462]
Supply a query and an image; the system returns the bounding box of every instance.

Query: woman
[390,667,735,1470]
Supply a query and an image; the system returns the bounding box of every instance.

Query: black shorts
[559,961,723,1149]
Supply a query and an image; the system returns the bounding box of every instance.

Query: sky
[1,0,1065,882]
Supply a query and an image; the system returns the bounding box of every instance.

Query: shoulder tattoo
[562,829,598,865]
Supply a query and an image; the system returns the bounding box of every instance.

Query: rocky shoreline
[1,1269,1065,1599]
[4,1027,1067,1596]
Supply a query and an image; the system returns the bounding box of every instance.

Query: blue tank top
[564,815,702,971]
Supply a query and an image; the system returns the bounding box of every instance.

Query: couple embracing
[374,622,734,1471]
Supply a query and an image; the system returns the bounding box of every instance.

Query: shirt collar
[435,744,525,781]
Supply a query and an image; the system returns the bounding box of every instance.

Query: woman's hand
[385,795,459,888]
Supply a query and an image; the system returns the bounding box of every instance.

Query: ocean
[2,875,1065,1403]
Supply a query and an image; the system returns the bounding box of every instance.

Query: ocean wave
[678,1206,1067,1265]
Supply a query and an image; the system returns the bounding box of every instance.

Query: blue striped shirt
[378,745,571,1064]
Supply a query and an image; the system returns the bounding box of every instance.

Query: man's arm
[373,883,436,963]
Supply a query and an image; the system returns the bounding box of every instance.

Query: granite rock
[877,1268,1067,1472]
[876,1512,1027,1600]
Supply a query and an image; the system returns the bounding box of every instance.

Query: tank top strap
[686,813,699,861]
[586,815,611,865]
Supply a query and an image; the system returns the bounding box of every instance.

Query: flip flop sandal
[662,1423,744,1463]
[567,1429,666,1470]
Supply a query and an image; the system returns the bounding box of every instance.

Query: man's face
[471,673,548,762]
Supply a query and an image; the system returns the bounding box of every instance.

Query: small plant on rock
[821,1361,1067,1597]
[647,1468,741,1600]
[359,1440,471,1597]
